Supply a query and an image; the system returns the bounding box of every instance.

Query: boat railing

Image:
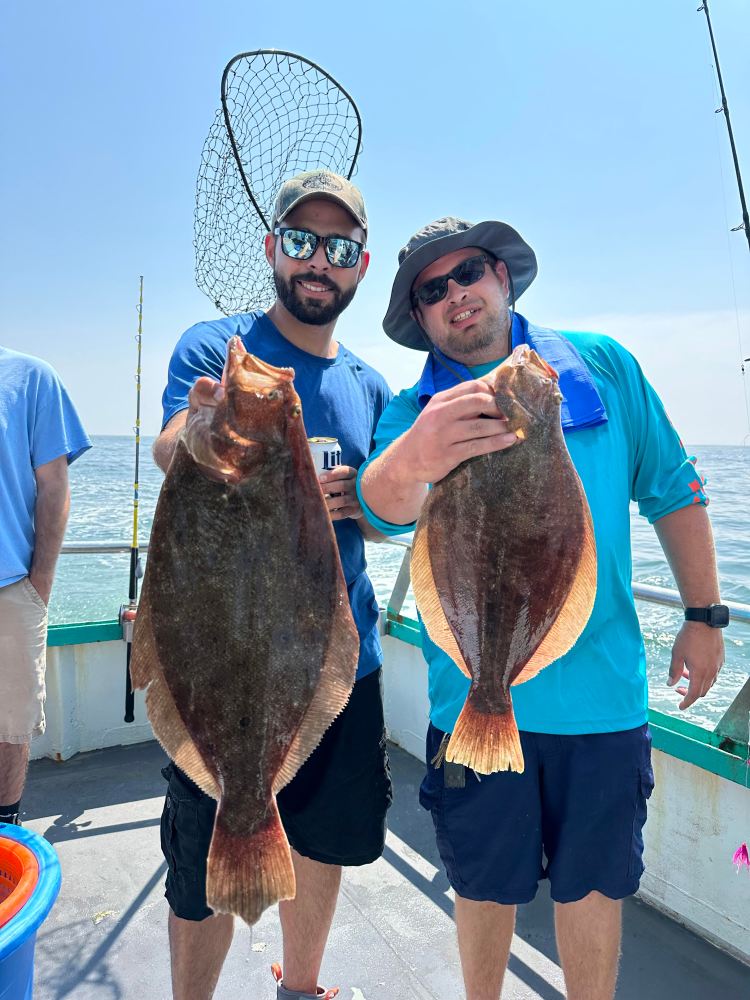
[374,539,750,750]
[60,538,750,624]
[58,538,750,747]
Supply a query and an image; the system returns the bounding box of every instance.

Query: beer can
[308,437,342,474]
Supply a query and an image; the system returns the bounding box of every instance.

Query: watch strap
[684,607,710,623]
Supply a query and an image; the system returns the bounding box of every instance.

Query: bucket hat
[383,217,537,350]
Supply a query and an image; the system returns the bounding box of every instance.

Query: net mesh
[195,51,362,316]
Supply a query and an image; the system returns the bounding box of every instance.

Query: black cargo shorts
[161,667,392,920]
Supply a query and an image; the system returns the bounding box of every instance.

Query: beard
[273,270,357,326]
[442,306,510,359]
[444,323,497,358]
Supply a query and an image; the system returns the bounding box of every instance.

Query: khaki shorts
[0,578,48,743]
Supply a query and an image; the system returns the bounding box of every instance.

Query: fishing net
[195,50,363,316]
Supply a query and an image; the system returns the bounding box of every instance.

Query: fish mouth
[494,344,563,429]
[509,344,559,381]
[226,336,295,393]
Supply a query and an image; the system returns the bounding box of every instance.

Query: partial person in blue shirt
[0,346,91,826]
[151,171,392,1000]
[358,217,725,1000]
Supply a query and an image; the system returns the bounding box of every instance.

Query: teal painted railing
[48,620,122,647]
[383,612,750,789]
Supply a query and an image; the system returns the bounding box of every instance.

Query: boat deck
[21,740,749,999]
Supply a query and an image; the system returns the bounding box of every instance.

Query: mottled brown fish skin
[148,444,344,817]
[132,338,359,924]
[412,345,596,773]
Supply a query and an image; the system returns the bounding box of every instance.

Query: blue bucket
[0,824,61,1000]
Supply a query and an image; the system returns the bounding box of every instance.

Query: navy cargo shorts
[420,722,654,904]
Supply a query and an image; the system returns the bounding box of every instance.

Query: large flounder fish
[411,344,596,775]
[130,336,359,925]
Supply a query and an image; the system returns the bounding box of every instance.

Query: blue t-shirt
[357,330,707,734]
[162,310,393,679]
[0,347,92,588]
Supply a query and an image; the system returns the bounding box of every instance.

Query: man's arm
[30,455,70,605]
[360,379,519,526]
[153,410,188,474]
[152,378,226,473]
[653,504,724,710]
[358,517,390,542]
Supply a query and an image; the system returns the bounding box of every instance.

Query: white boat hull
[30,619,750,967]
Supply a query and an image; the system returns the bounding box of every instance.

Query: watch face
[708,605,730,627]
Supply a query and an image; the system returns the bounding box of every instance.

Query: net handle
[219,49,364,232]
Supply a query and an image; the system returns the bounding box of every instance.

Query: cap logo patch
[302,172,344,192]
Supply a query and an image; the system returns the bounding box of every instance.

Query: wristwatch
[684,604,730,628]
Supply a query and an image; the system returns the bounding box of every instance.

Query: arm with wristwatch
[653,503,726,711]
[683,604,730,627]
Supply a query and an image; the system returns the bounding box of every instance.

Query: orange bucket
[0,838,39,928]
[0,826,61,1000]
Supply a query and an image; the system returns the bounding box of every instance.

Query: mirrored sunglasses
[274,227,363,268]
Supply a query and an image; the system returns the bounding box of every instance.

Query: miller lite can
[308,437,342,474]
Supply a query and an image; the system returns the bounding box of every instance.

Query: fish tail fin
[446,699,524,775]
[206,802,295,926]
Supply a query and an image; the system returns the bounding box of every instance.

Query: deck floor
[17,740,749,999]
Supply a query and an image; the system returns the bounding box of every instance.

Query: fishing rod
[698,1,750,444]
[122,276,144,723]
[698,1,750,256]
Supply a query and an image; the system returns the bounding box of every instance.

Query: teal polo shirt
[357,331,706,735]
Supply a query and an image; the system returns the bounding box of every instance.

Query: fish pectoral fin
[447,697,524,774]
[272,592,359,795]
[512,503,597,686]
[411,524,471,679]
[131,591,221,799]
[206,801,295,926]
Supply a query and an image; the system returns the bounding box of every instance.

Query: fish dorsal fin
[512,497,597,686]
[411,521,471,679]
[131,584,222,799]
[272,588,358,794]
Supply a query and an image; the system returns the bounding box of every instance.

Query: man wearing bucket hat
[358,218,725,999]
[152,170,392,1000]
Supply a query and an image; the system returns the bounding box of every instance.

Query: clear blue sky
[2,0,749,443]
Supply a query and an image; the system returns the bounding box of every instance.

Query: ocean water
[52,437,749,730]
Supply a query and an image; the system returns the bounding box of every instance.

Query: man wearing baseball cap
[152,171,392,1000]
[358,217,725,999]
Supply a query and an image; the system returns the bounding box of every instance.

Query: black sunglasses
[274,227,364,268]
[412,254,493,307]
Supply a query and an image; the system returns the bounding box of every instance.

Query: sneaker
[271,962,339,999]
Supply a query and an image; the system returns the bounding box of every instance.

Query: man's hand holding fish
[179,373,365,525]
